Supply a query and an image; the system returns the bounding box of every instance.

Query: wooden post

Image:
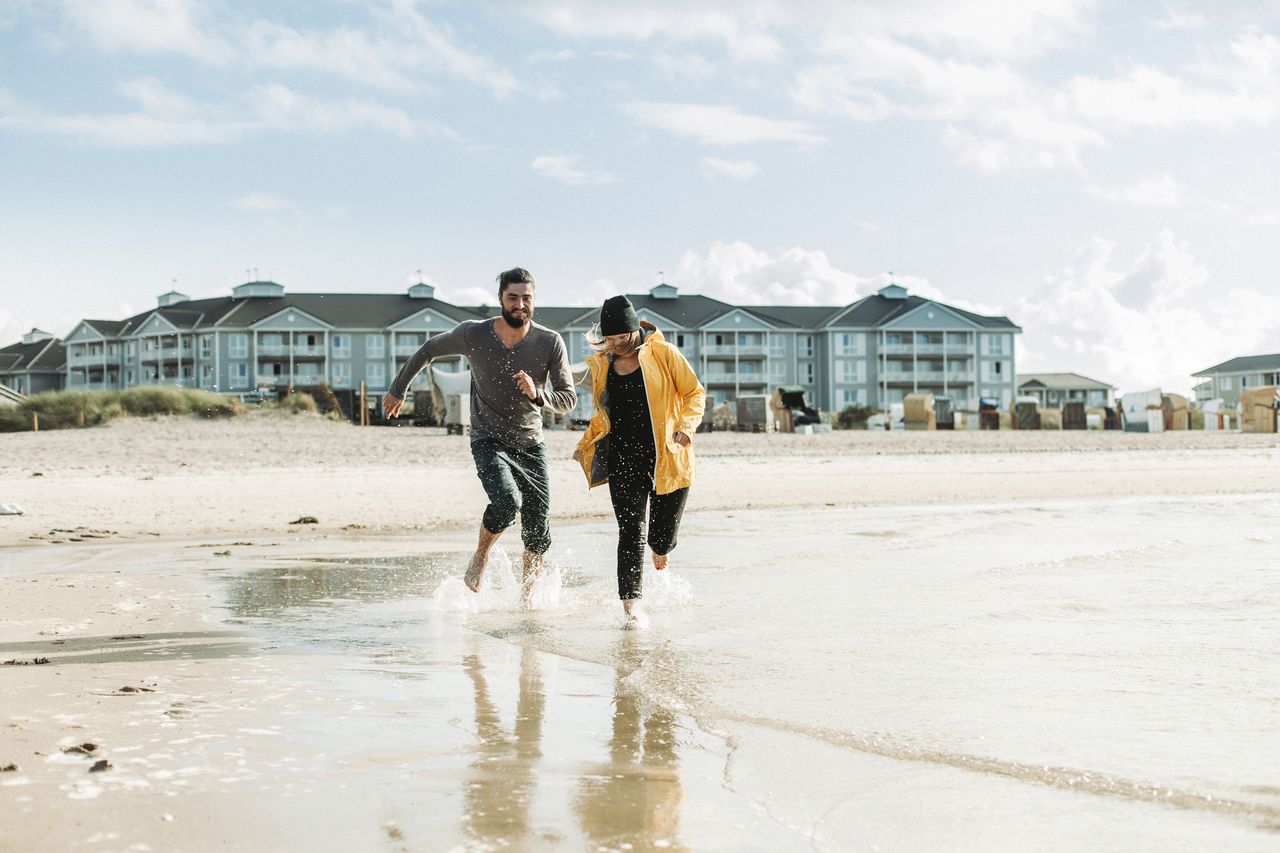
[31,411,39,432]
[76,409,85,428]
[359,381,368,426]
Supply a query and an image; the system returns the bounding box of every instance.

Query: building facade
[0,329,66,396]
[1192,354,1280,406]
[41,278,1020,414]
[1016,372,1115,408]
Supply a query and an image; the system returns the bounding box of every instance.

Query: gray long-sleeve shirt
[388,319,577,448]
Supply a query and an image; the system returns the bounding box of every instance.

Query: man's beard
[501,307,530,328]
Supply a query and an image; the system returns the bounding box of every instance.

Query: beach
[3,415,1280,851]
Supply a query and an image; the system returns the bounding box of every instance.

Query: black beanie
[599,295,640,336]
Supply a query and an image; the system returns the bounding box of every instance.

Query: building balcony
[257,373,328,386]
[882,343,973,356]
[257,344,289,356]
[293,346,326,358]
[394,344,422,356]
[883,370,976,383]
[703,372,769,385]
[702,344,768,357]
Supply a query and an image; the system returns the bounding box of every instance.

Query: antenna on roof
[253,267,259,281]
[416,269,424,283]
[657,269,665,282]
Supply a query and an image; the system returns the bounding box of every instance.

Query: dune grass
[0,386,247,432]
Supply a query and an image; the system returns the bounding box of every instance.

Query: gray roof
[1017,372,1114,391]
[825,293,1020,330]
[1193,353,1280,376]
[751,305,843,328]
[0,337,66,372]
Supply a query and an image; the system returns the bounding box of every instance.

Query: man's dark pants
[470,437,551,555]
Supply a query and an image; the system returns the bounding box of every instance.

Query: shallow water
[200,493,1280,849]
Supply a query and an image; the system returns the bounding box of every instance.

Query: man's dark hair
[496,268,535,294]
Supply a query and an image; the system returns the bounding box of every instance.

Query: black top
[606,361,655,479]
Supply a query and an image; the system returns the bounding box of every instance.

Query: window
[332,335,351,358]
[1241,376,1249,388]
[739,362,758,374]
[836,360,864,384]
[366,335,385,358]
[230,363,248,389]
[803,363,814,384]
[199,336,213,358]
[367,363,386,387]
[770,335,786,355]
[836,333,864,356]
[675,334,686,348]
[983,334,1011,356]
[125,342,136,358]
[840,388,863,406]
[800,335,814,357]
[1219,377,1232,390]
[331,362,351,387]
[228,334,248,358]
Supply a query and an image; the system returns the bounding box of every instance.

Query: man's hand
[383,393,403,420]
[513,370,537,400]
[673,431,691,447]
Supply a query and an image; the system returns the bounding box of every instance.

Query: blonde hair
[584,324,642,355]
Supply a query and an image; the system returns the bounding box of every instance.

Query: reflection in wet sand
[575,636,687,852]
[463,644,546,848]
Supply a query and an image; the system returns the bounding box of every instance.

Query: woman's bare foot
[622,599,649,629]
[651,551,668,571]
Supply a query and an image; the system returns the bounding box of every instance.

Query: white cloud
[232,193,301,216]
[531,154,620,186]
[622,101,824,146]
[672,241,874,305]
[62,0,231,61]
[1086,174,1181,207]
[701,157,759,179]
[243,21,417,92]
[1016,231,1280,394]
[1,81,452,146]
[514,0,1094,62]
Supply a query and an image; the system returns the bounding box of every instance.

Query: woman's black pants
[607,467,689,601]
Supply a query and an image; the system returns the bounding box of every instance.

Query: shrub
[833,404,875,430]
[299,383,341,417]
[280,392,319,414]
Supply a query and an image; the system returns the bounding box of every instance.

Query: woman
[574,295,706,627]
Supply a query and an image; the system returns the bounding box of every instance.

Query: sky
[3,0,1280,395]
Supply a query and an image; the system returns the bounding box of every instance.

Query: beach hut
[1201,398,1231,431]
[1062,401,1087,430]
[1010,396,1041,430]
[1162,393,1190,431]
[1120,389,1163,432]
[736,394,775,432]
[1240,386,1280,433]
[978,396,1000,430]
[770,386,820,433]
[903,393,936,431]
[934,395,955,430]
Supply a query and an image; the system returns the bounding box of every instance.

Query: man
[383,268,577,605]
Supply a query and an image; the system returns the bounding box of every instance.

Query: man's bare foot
[464,551,488,592]
[466,527,501,593]
[622,599,649,629]
[520,551,544,610]
[651,551,668,571]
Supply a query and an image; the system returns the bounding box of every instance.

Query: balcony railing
[257,374,328,386]
[883,343,973,355]
[293,346,325,358]
[257,344,289,356]
[701,344,768,357]
[703,372,769,385]
[395,344,422,356]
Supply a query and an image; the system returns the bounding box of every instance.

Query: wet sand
[3,415,1280,850]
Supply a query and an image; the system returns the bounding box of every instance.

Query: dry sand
[3,415,1279,851]
[3,412,1279,545]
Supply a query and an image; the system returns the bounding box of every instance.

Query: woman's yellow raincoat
[575,323,706,495]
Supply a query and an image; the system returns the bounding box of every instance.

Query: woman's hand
[672,431,691,447]
[572,447,583,462]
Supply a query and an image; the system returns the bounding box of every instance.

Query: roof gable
[251,305,334,330]
[135,313,181,335]
[701,307,778,331]
[881,301,982,331]
[389,306,461,331]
